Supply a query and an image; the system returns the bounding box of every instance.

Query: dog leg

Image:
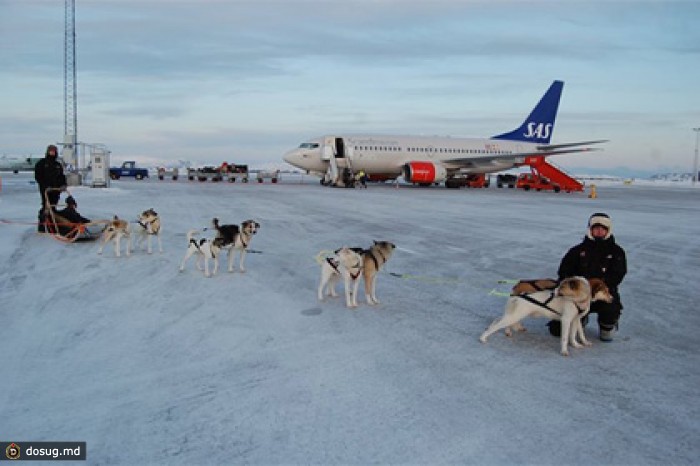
[511,322,527,333]
[114,233,122,257]
[571,316,592,347]
[328,274,339,297]
[343,274,354,308]
[560,313,574,356]
[203,257,211,277]
[351,277,360,307]
[318,275,328,301]
[179,249,194,272]
[212,255,219,276]
[369,275,380,304]
[239,249,247,273]
[227,248,235,273]
[156,234,163,254]
[363,271,374,305]
[97,234,111,255]
[480,312,525,343]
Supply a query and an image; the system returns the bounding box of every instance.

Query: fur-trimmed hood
[586,212,612,240]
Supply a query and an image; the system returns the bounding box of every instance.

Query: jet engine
[402,162,448,184]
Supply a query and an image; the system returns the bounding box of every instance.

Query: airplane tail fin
[491,80,563,144]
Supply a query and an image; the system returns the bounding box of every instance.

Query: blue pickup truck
[109,161,149,180]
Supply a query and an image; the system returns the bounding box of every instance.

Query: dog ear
[590,279,603,295]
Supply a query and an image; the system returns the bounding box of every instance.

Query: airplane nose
[283,149,301,166]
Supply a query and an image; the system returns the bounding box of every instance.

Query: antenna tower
[63,0,78,167]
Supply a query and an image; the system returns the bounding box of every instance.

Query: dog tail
[212,218,220,229]
[186,229,200,242]
[315,250,334,265]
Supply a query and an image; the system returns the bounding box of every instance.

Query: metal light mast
[693,128,700,185]
[63,0,78,169]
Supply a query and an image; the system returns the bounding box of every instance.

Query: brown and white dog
[480,276,613,356]
[134,208,163,254]
[351,241,396,305]
[317,247,364,308]
[179,230,223,277]
[211,218,260,273]
[97,215,131,257]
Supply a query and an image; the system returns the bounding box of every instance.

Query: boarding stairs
[324,149,355,187]
[522,156,584,192]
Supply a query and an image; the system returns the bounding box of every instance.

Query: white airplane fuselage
[284,135,530,180]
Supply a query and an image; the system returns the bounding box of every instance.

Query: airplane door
[322,136,335,161]
[335,137,346,159]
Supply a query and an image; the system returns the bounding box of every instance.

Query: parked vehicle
[516,173,561,192]
[496,173,517,188]
[444,174,490,189]
[109,161,149,180]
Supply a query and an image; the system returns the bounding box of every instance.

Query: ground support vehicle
[109,161,149,180]
[445,174,490,189]
[255,170,280,183]
[496,174,517,188]
[157,167,179,181]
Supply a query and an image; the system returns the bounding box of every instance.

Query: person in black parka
[54,195,91,238]
[34,144,67,232]
[548,213,627,342]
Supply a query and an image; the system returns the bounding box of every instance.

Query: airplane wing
[441,141,607,168]
[536,139,608,151]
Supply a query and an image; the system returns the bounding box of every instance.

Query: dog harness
[520,280,556,292]
[326,257,362,280]
[190,238,216,258]
[138,217,160,235]
[517,292,587,315]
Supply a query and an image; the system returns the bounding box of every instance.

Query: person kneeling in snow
[548,212,627,342]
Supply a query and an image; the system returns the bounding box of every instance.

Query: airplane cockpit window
[299,143,320,149]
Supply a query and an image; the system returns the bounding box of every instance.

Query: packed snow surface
[1,173,698,464]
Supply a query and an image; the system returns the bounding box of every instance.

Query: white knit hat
[587,212,612,240]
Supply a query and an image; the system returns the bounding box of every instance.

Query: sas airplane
[283,80,607,188]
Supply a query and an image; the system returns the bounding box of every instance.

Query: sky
[1,0,700,177]
[1,173,698,464]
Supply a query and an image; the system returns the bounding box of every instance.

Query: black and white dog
[179,229,224,277]
[211,218,261,273]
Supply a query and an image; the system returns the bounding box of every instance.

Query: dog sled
[40,188,106,243]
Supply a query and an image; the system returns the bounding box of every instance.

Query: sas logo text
[523,122,552,140]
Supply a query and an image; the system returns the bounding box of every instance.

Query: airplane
[0,155,43,173]
[282,80,607,188]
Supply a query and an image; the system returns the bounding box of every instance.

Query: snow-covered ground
[1,173,698,465]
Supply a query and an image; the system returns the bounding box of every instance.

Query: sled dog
[211,218,260,273]
[358,241,396,305]
[179,230,223,277]
[480,276,613,356]
[134,208,163,254]
[97,215,131,257]
[317,247,364,308]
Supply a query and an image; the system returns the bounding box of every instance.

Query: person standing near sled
[34,144,67,231]
[548,212,627,341]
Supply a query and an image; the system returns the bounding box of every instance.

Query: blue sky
[1,0,699,176]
